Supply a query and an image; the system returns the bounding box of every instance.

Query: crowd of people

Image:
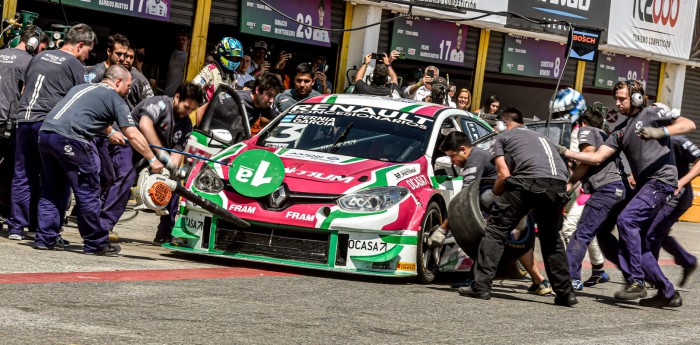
[0,25,698,309]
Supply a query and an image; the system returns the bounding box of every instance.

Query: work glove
[427,227,447,248]
[636,126,668,140]
[555,144,567,156]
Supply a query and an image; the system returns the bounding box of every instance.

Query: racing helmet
[549,88,586,124]
[216,37,244,72]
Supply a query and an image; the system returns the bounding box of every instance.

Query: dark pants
[156,194,180,239]
[99,144,136,231]
[650,187,697,269]
[94,136,116,202]
[472,178,573,298]
[37,132,108,252]
[567,180,627,280]
[617,179,675,297]
[7,122,42,235]
[0,132,16,219]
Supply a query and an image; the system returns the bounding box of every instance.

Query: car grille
[214,219,330,264]
[222,180,341,210]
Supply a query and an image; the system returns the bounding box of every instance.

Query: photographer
[311,55,332,94]
[353,51,401,98]
[425,77,450,106]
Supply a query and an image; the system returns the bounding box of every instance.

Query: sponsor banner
[607,0,698,59]
[567,27,601,62]
[60,0,170,21]
[381,0,508,25]
[240,0,331,47]
[390,17,468,67]
[501,34,567,80]
[594,52,649,89]
[506,0,610,38]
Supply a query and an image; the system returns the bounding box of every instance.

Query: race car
[162,86,524,283]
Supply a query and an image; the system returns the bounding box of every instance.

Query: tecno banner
[607,0,698,59]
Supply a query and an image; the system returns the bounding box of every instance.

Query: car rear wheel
[416,202,443,284]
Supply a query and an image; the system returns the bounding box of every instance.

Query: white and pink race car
[167,88,508,283]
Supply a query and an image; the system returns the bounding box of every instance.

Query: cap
[430,76,448,88]
[254,41,268,50]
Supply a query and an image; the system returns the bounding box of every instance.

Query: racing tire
[416,202,443,284]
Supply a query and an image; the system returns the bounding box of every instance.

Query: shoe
[56,235,70,249]
[583,270,610,287]
[450,278,474,289]
[639,291,682,308]
[527,279,554,295]
[458,286,492,300]
[680,263,698,288]
[108,230,119,242]
[554,294,579,307]
[571,279,584,292]
[85,244,121,256]
[152,235,172,246]
[614,281,648,300]
[32,243,55,250]
[8,233,24,241]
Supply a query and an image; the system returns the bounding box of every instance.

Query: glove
[427,227,446,248]
[637,126,668,139]
[555,144,567,156]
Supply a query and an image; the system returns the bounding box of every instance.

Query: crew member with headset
[7,24,96,242]
[0,25,49,225]
[460,107,577,307]
[557,80,696,307]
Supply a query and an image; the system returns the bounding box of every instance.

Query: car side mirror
[210,129,233,148]
[435,156,457,177]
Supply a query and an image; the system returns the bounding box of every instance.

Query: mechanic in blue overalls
[35,65,163,255]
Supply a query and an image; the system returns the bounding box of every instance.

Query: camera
[371,52,384,60]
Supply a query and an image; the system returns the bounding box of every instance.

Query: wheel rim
[421,208,442,273]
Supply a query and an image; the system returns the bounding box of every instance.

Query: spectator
[409,66,439,102]
[425,77,449,106]
[311,55,332,94]
[191,37,244,101]
[271,50,292,90]
[248,40,270,76]
[400,68,423,99]
[455,88,472,111]
[236,55,255,89]
[352,51,401,98]
[7,23,96,242]
[477,95,501,119]
[275,63,321,113]
[164,31,189,97]
[133,45,160,95]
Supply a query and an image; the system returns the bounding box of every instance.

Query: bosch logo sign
[634,0,680,27]
[573,34,597,43]
[539,0,590,11]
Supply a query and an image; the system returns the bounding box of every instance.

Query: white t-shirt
[313,29,330,43]
[413,86,431,102]
[450,49,464,63]
[146,0,167,16]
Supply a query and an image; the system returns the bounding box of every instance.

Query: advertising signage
[501,34,567,80]
[594,52,649,89]
[567,27,601,62]
[58,0,170,21]
[390,17,468,67]
[607,0,698,59]
[506,0,610,38]
[240,0,332,47]
[375,0,509,25]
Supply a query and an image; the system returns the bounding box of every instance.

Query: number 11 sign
[390,17,468,67]
[241,0,331,47]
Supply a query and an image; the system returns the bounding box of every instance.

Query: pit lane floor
[0,212,698,344]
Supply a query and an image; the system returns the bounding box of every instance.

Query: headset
[624,79,645,108]
[24,25,43,55]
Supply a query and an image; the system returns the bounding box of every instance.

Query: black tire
[496,259,529,280]
[416,202,443,284]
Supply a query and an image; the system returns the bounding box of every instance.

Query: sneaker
[55,235,70,249]
[571,279,584,292]
[639,291,682,308]
[108,230,119,243]
[554,294,579,307]
[614,281,647,300]
[450,278,474,289]
[458,286,492,300]
[583,270,610,287]
[152,235,172,246]
[527,279,554,295]
[32,243,56,251]
[8,233,24,241]
[85,244,121,256]
[680,263,698,288]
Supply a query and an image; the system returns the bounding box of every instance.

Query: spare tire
[448,180,535,263]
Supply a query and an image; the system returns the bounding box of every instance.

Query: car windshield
[256,103,435,163]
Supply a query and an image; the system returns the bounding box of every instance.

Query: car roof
[301,94,450,118]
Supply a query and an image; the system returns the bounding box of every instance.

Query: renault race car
[163,87,521,283]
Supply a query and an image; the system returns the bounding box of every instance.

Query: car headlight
[193,164,224,194]
[337,187,409,212]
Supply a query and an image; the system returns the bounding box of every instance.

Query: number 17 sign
[241,0,331,47]
[390,17,468,67]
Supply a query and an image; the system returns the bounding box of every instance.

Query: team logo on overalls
[635,121,644,131]
[64,145,74,155]
[173,130,182,141]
